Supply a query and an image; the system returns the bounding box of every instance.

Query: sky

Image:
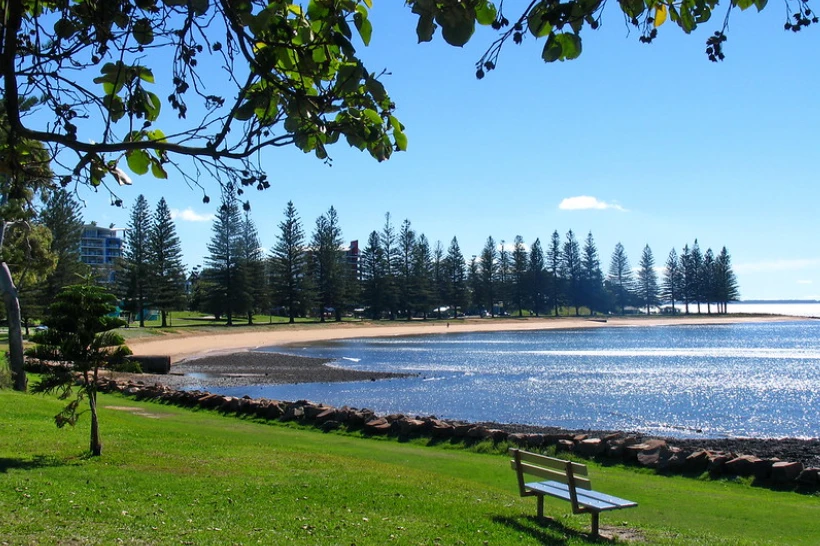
[72,2,820,301]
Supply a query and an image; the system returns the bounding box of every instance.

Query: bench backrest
[509,448,591,508]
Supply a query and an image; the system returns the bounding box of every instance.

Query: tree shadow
[493,514,619,545]
[0,455,71,473]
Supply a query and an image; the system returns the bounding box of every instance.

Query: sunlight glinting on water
[243,320,820,438]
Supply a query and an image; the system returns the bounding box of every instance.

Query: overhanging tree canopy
[1,0,813,201]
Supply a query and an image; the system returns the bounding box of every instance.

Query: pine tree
[479,236,497,317]
[270,201,307,324]
[679,244,693,314]
[432,240,446,319]
[511,235,528,317]
[637,244,659,314]
[410,234,433,318]
[203,192,245,325]
[239,210,267,324]
[528,238,545,317]
[701,248,716,314]
[497,240,511,316]
[445,237,467,318]
[398,219,416,320]
[661,248,683,314]
[561,230,582,316]
[607,242,634,315]
[690,239,704,313]
[380,212,399,320]
[546,230,563,316]
[310,206,345,322]
[146,198,186,327]
[38,189,87,304]
[120,195,152,327]
[580,231,604,315]
[714,247,740,313]
[360,230,385,319]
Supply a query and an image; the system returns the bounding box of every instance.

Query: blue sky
[78,3,820,301]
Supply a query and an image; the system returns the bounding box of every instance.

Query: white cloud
[734,258,820,274]
[558,196,627,212]
[797,280,814,285]
[171,207,213,223]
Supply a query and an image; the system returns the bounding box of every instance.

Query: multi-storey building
[80,223,124,283]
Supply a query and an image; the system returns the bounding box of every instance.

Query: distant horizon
[736,299,820,304]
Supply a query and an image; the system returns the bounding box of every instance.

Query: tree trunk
[161,310,167,328]
[0,262,26,391]
[88,389,102,456]
[247,310,253,325]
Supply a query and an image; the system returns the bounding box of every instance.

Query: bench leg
[590,511,600,538]
[536,495,544,524]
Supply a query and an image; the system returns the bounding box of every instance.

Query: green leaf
[394,129,408,151]
[102,95,125,122]
[234,99,257,121]
[436,8,475,47]
[475,1,497,25]
[416,14,436,42]
[146,129,166,142]
[354,8,373,46]
[618,0,645,18]
[734,0,754,10]
[136,66,155,84]
[307,0,329,19]
[365,77,387,103]
[126,150,150,175]
[53,18,76,39]
[556,33,582,60]
[362,108,381,125]
[133,18,154,45]
[528,5,552,37]
[388,115,404,132]
[542,32,562,62]
[753,0,768,10]
[150,158,168,179]
[142,91,161,121]
[190,0,209,16]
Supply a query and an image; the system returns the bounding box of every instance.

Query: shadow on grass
[0,455,69,473]
[493,514,615,545]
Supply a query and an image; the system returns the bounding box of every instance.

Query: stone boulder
[576,438,605,457]
[399,418,428,437]
[771,461,804,483]
[796,467,820,486]
[685,450,711,473]
[724,455,770,478]
[430,419,455,439]
[364,417,391,435]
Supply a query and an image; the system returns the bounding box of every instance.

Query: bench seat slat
[525,481,638,512]
[510,460,593,489]
[510,448,589,476]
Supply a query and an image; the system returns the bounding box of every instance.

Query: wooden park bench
[509,448,637,537]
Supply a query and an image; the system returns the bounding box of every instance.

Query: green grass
[1,389,818,545]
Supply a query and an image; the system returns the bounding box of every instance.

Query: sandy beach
[129,314,798,363]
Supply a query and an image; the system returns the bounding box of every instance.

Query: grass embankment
[2,389,818,545]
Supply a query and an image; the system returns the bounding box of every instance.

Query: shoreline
[120,314,820,465]
[129,314,802,363]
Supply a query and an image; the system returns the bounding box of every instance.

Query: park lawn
[1,389,818,545]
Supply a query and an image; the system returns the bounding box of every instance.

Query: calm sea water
[202,316,820,439]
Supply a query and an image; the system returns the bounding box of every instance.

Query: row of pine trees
[174,193,740,324]
[4,189,741,330]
